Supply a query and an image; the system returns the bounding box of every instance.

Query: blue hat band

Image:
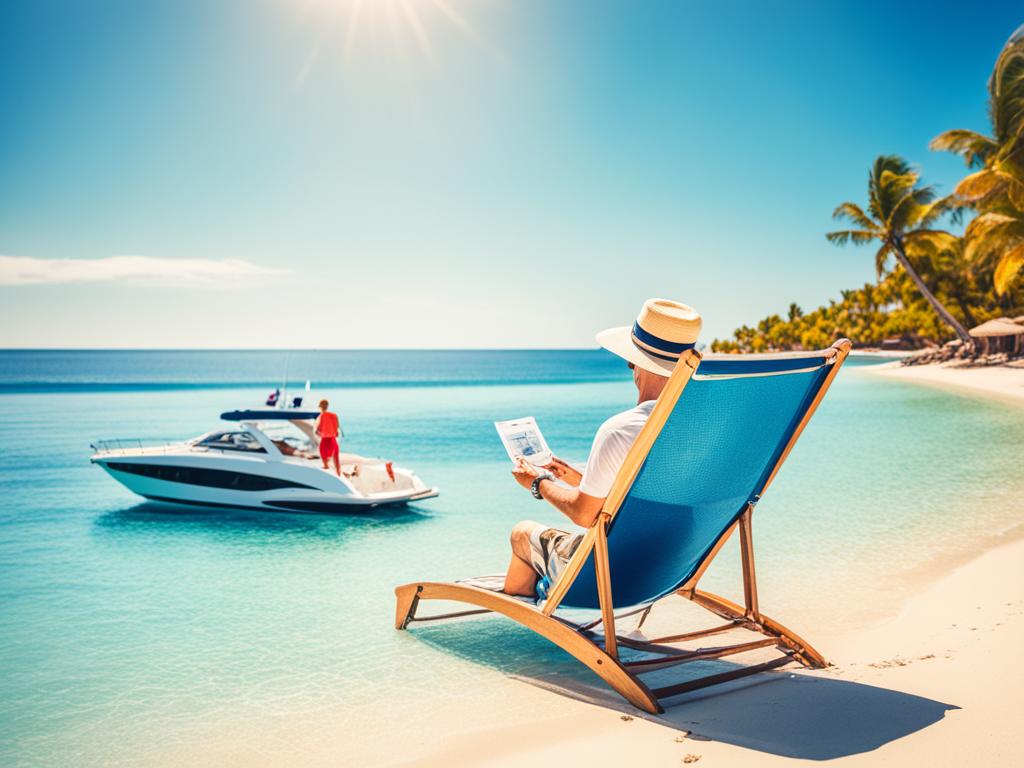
[631,322,695,361]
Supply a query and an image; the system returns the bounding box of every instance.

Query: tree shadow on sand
[407,617,958,761]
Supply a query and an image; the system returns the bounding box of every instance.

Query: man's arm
[512,458,604,528]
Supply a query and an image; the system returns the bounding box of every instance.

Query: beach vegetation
[932,25,1024,297]
[712,27,1024,353]
[826,155,970,343]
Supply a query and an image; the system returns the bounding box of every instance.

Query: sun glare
[292,0,502,86]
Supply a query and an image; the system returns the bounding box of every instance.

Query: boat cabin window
[195,431,267,453]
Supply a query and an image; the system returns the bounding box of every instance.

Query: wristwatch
[531,473,554,500]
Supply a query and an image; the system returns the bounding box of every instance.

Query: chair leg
[394,581,663,714]
[394,582,420,630]
[675,507,827,669]
[682,588,828,668]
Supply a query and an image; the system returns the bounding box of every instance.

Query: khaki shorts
[519,520,583,598]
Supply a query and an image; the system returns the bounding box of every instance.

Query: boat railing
[90,438,182,456]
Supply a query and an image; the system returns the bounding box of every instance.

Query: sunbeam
[397,0,435,62]
[343,0,365,61]
[290,0,503,84]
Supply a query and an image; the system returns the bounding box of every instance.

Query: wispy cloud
[0,255,287,288]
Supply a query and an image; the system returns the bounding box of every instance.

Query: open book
[494,416,552,467]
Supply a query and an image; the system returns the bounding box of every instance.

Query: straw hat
[597,299,702,376]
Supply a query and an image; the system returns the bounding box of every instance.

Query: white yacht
[90,406,439,513]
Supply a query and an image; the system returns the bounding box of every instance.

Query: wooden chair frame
[395,340,852,714]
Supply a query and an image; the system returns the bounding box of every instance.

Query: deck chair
[395,340,852,714]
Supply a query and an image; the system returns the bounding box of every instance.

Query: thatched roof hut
[969,318,1024,337]
[969,318,1024,357]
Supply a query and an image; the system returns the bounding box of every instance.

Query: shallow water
[0,351,1021,766]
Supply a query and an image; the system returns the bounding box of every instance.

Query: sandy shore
[402,536,1024,767]
[398,365,1024,767]
[862,360,1024,405]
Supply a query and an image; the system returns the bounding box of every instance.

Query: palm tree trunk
[890,237,973,344]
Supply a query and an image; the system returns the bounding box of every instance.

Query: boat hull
[92,455,439,514]
[137,492,438,513]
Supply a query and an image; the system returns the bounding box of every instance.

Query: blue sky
[1,0,1020,348]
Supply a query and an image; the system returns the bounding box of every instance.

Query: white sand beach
[399,366,1024,768]
[407,535,1024,767]
[863,360,1024,405]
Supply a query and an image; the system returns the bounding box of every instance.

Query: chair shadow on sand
[409,618,958,761]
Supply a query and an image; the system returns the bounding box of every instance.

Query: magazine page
[494,416,552,466]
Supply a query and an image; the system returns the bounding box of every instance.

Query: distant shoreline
[848,348,916,358]
[861,360,1024,406]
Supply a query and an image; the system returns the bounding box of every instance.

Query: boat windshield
[194,431,267,453]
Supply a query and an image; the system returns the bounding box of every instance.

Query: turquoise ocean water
[1,350,1022,766]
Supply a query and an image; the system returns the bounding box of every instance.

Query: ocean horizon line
[0,347,606,353]
[0,378,628,394]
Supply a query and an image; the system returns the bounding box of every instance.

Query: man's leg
[332,450,341,476]
[504,521,541,596]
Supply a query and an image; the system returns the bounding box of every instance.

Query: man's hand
[544,456,582,487]
[513,455,605,528]
[511,456,544,491]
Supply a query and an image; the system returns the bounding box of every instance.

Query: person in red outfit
[314,399,342,476]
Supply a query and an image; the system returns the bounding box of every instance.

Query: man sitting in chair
[505,299,701,598]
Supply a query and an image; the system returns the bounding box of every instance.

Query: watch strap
[531,473,554,500]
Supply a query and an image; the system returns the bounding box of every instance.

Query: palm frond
[874,243,893,276]
[917,193,964,227]
[964,211,1016,240]
[992,130,1024,171]
[831,202,877,230]
[963,213,1024,262]
[826,229,877,247]
[887,184,934,231]
[868,155,915,221]
[955,169,1004,200]
[989,26,1024,144]
[993,241,1024,294]
[929,129,998,168]
[1008,178,1024,210]
[904,230,959,256]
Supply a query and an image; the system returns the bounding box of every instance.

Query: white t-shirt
[579,400,655,498]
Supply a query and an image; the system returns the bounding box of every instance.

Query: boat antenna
[281,352,291,410]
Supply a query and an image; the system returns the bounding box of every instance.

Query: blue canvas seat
[395,341,851,714]
[562,353,831,609]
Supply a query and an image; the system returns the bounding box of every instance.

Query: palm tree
[917,238,981,328]
[826,155,972,343]
[931,25,1024,295]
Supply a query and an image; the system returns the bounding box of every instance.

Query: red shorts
[319,436,339,461]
